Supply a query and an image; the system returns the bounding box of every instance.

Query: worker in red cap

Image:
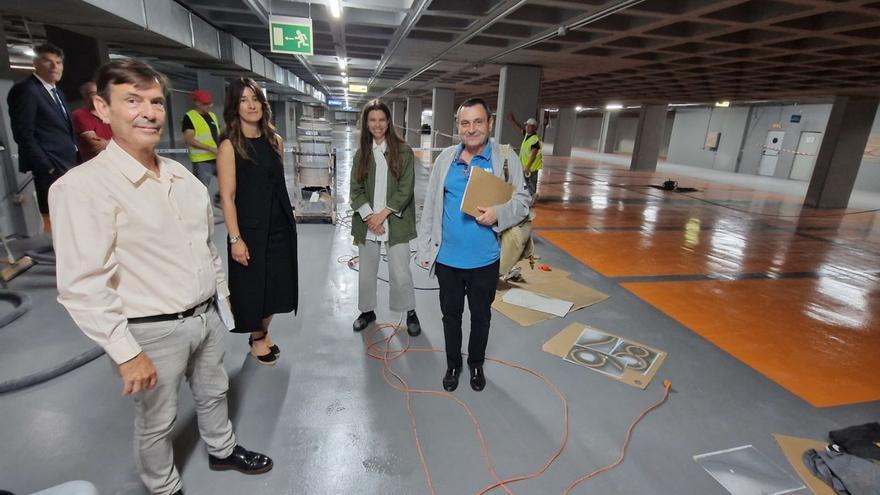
[182,89,221,202]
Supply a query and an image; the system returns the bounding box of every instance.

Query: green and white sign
[269,16,313,56]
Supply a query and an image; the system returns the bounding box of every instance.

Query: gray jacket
[416,139,530,277]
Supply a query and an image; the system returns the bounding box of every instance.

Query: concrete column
[431,88,454,149]
[598,111,619,153]
[495,65,541,146]
[44,25,109,108]
[405,96,422,148]
[804,96,879,208]
[552,107,576,157]
[196,70,226,128]
[0,16,32,236]
[630,104,668,171]
[391,99,406,138]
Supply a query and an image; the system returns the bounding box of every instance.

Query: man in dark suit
[7,42,78,233]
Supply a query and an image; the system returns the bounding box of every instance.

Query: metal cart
[291,146,337,224]
[292,111,337,223]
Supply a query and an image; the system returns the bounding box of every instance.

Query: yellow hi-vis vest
[519,133,543,172]
[186,110,219,163]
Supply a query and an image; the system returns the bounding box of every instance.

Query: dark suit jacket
[7,75,78,174]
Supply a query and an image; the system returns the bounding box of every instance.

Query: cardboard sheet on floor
[694,445,805,495]
[772,434,836,495]
[542,323,666,389]
[493,262,607,326]
[502,288,573,317]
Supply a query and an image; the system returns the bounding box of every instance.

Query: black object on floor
[829,422,880,461]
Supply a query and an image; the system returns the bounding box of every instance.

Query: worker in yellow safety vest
[507,113,543,200]
[182,89,220,202]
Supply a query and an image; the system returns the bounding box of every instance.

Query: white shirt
[50,140,229,364]
[33,73,57,96]
[357,139,395,242]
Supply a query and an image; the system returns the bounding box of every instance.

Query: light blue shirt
[436,143,500,269]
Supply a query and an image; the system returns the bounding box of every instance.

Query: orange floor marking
[535,229,879,278]
[622,279,880,407]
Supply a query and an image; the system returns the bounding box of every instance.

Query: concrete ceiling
[4,0,880,109]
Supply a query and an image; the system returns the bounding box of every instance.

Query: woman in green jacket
[350,99,421,336]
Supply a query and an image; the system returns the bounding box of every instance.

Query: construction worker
[182,89,220,202]
[507,113,543,200]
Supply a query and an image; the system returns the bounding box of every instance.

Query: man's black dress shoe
[442,368,460,392]
[470,366,486,392]
[208,445,273,474]
[406,310,421,337]
[353,311,376,332]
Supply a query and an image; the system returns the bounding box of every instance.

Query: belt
[128,296,214,325]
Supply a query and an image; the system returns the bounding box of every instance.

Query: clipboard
[460,166,512,218]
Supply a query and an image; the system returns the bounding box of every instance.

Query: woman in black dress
[217,78,298,365]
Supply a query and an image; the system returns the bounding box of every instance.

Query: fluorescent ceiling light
[575,105,583,111]
[329,0,341,19]
[605,103,623,110]
[23,48,35,57]
[715,101,730,107]
[337,57,347,70]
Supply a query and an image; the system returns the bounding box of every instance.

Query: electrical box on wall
[704,132,721,151]
[790,114,802,123]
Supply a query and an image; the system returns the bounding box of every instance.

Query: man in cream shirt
[50,59,271,495]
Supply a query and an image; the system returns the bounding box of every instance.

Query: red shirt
[72,107,113,162]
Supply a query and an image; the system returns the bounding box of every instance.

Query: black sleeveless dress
[227,136,298,332]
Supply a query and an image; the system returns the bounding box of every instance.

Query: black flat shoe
[406,310,421,337]
[353,311,376,332]
[249,336,280,356]
[470,366,486,392]
[442,368,460,392]
[209,445,273,474]
[248,335,277,366]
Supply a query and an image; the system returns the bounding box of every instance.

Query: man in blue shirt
[417,98,530,392]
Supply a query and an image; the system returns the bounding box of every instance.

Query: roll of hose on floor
[0,289,105,394]
[0,346,104,394]
[0,290,30,328]
[24,245,55,265]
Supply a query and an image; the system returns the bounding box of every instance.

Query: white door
[758,131,785,176]
[789,132,822,181]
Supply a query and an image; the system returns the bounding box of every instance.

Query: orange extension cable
[362,318,673,495]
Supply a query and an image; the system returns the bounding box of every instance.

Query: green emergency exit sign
[269,16,313,56]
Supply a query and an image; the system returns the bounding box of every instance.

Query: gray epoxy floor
[0,128,876,495]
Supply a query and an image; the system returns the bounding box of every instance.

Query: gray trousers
[192,160,217,189]
[358,240,415,313]
[525,170,538,199]
[128,303,236,495]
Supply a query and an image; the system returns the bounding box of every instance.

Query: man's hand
[119,352,157,396]
[476,206,497,226]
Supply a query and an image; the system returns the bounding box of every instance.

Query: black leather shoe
[406,310,421,337]
[442,368,460,392]
[470,366,486,392]
[353,311,376,332]
[208,445,273,474]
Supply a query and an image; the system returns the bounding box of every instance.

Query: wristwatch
[229,235,241,244]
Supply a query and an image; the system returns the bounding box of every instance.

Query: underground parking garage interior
[0,0,879,494]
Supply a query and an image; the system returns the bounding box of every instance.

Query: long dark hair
[356,99,404,183]
[221,78,279,160]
